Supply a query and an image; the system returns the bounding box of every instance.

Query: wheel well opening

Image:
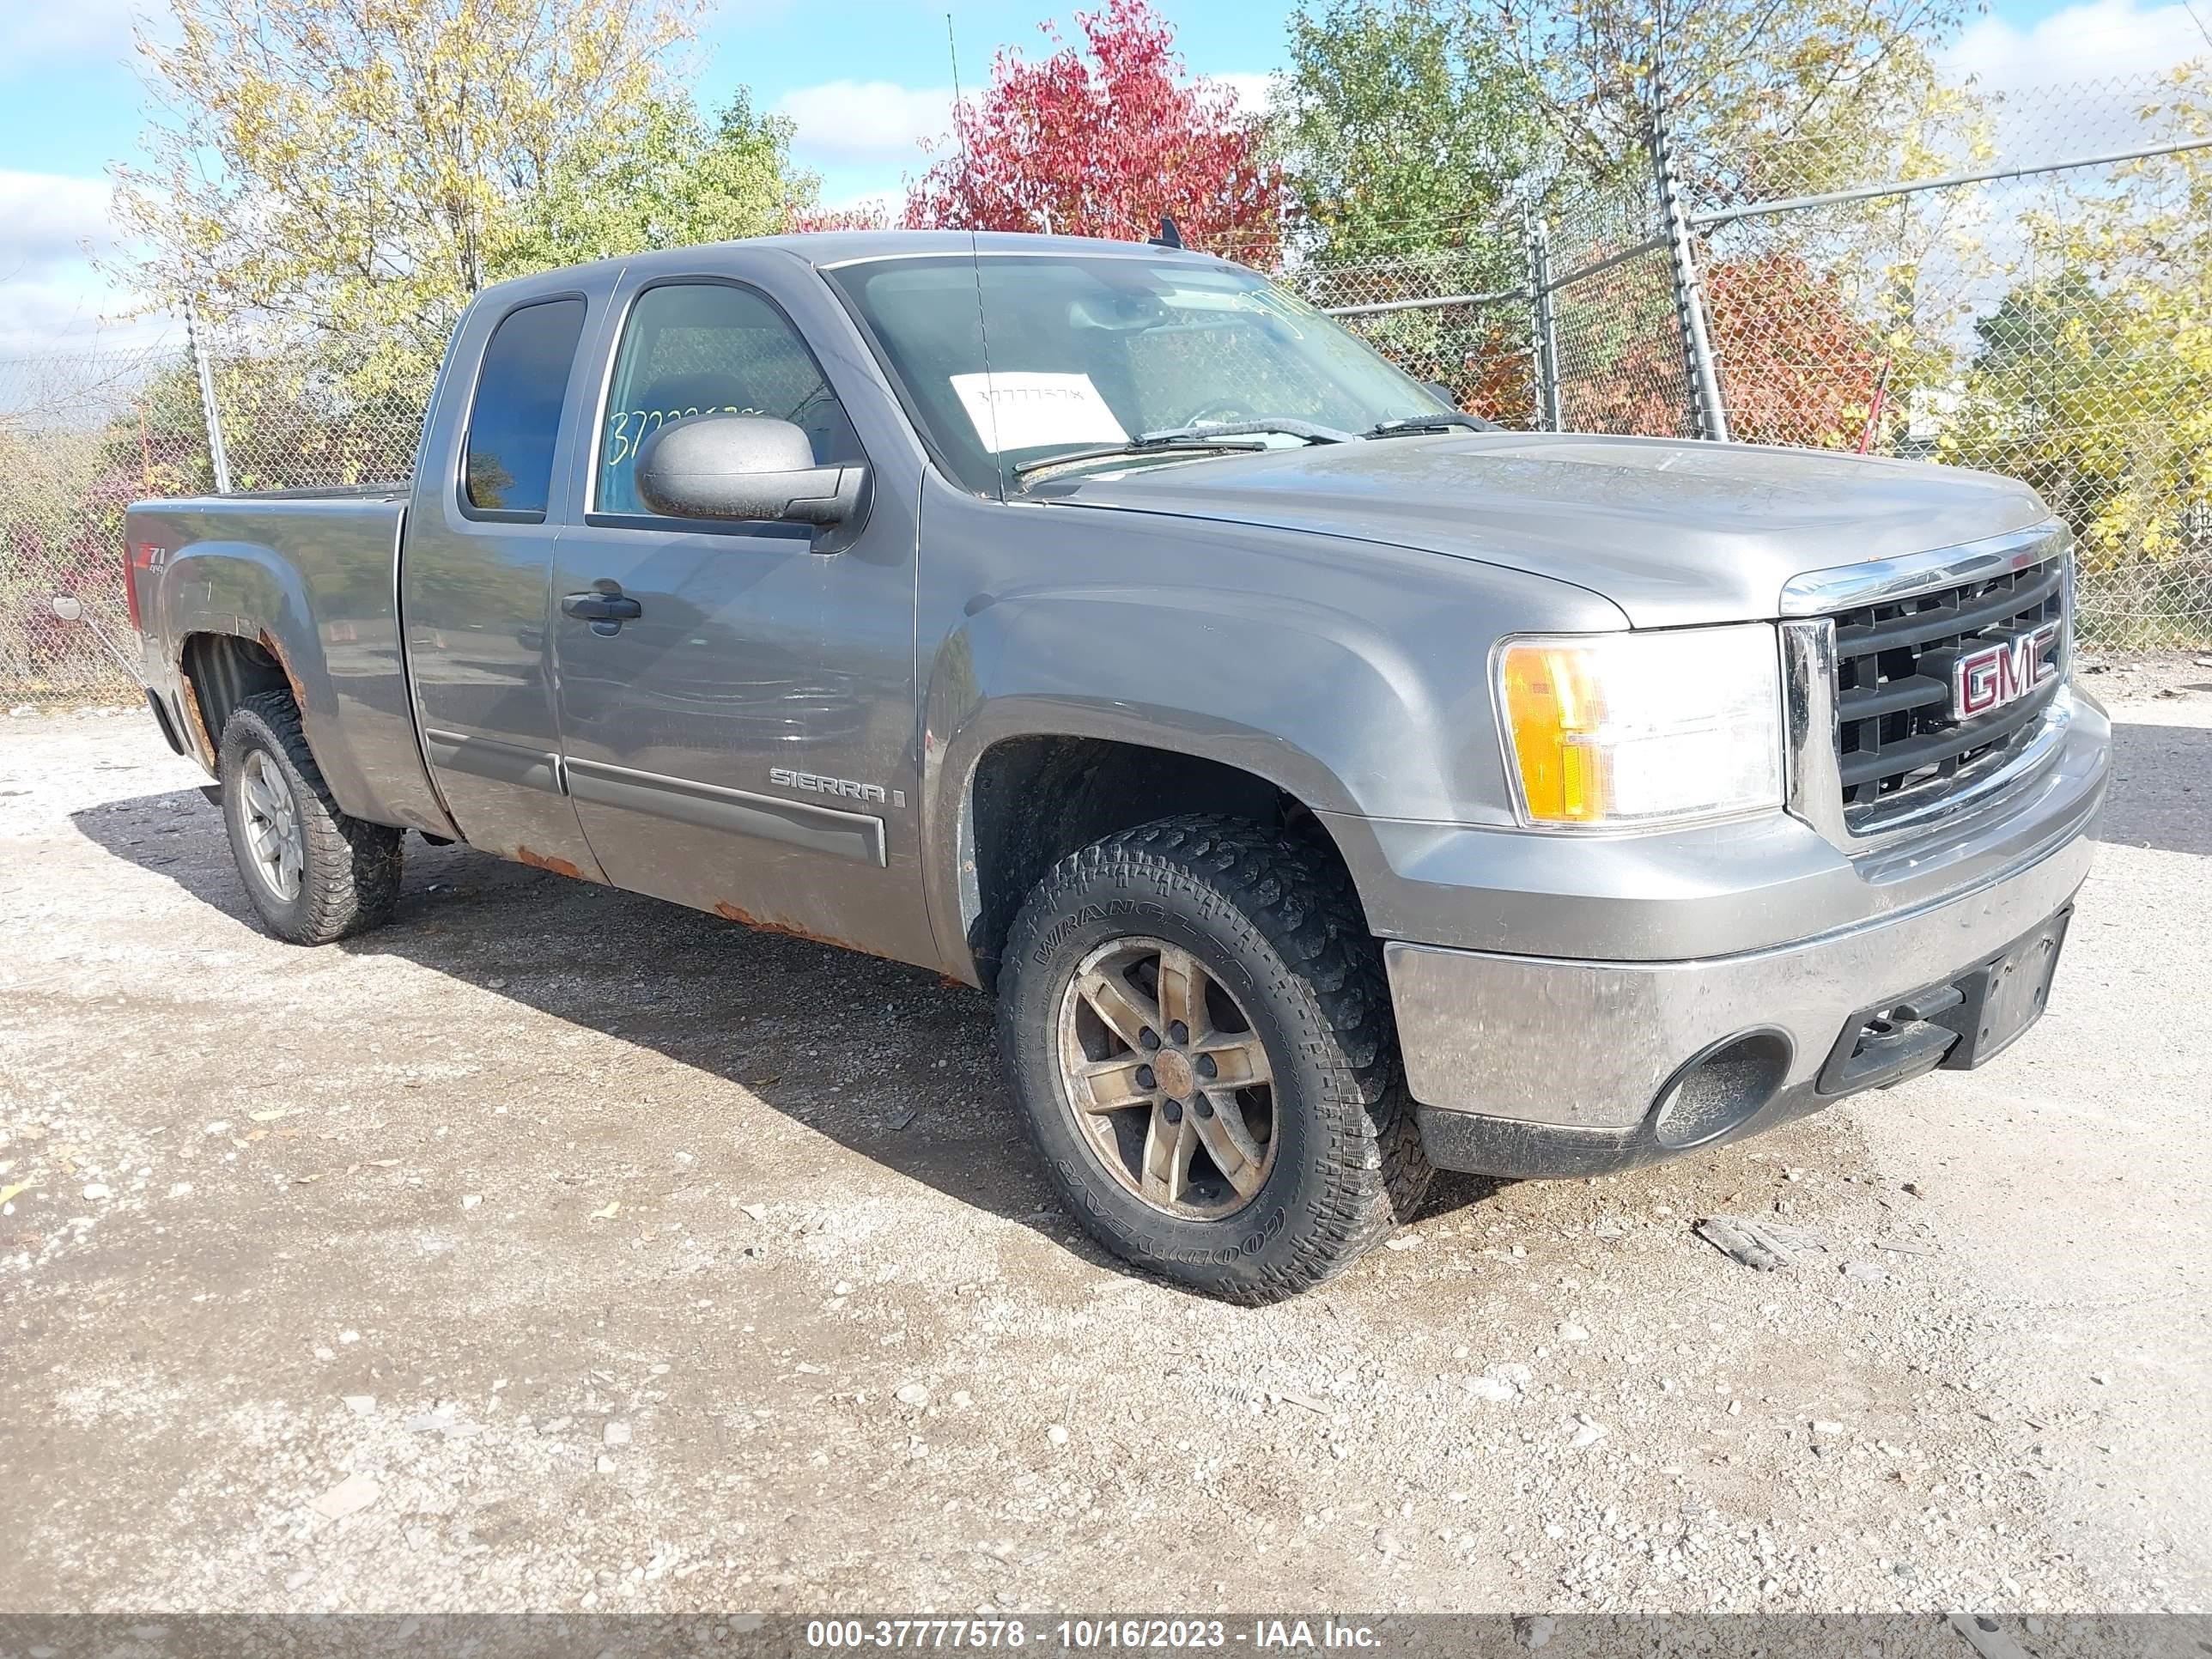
[179,632,290,754]
[963,736,1361,989]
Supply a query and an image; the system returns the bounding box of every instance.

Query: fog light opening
[1651,1031,1793,1150]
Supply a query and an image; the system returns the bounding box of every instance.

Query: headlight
[1496,624,1784,828]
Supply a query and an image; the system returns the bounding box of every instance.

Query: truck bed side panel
[128,494,456,836]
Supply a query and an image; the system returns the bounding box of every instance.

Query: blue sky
[1,0,2205,356]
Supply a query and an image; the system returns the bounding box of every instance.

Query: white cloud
[1206,71,1274,116]
[0,172,169,362]
[0,276,174,362]
[0,172,118,277]
[775,81,955,166]
[1944,0,2209,88]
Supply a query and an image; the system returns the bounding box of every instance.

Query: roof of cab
[472,230,1225,302]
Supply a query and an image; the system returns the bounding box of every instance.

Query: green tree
[1272,0,1540,268]
[499,91,823,272]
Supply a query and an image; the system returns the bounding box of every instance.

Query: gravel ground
[2,659,2207,1617]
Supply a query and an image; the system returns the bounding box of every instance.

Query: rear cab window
[462,296,588,520]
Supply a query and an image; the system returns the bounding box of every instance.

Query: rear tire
[217,690,403,944]
[997,814,1430,1303]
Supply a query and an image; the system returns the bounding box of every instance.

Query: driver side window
[597,282,863,516]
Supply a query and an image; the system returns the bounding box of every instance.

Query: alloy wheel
[1055,936,1279,1219]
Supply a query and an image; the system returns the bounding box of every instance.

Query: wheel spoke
[243,774,274,817]
[1156,945,1205,1037]
[1193,1097,1268,1200]
[1078,971,1158,1050]
[1139,1102,1195,1206]
[1194,1032,1272,1091]
[1070,1055,1154,1113]
[246,819,278,861]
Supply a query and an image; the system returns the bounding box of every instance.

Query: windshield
[822,252,1454,495]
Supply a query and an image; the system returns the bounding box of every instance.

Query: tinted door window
[464,297,586,518]
[597,283,862,516]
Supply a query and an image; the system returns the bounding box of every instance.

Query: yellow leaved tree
[1940,63,2212,641]
[112,0,817,400]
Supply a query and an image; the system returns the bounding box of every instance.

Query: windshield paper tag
[951,372,1127,453]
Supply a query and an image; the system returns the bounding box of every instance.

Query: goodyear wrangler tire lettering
[995,814,1431,1304]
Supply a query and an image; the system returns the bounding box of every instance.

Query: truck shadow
[70,787,1493,1288]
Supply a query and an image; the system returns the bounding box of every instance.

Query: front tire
[217,690,403,944]
[997,815,1431,1303]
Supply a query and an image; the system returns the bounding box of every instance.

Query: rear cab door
[403,271,613,878]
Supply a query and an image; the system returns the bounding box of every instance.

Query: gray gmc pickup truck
[122,230,2107,1302]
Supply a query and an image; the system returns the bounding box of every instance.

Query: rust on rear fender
[175,671,217,770]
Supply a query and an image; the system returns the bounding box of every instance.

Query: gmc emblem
[1953,621,2060,719]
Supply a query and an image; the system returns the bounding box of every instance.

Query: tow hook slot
[1819,983,1963,1096]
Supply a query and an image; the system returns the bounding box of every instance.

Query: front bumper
[1385,715,2106,1177]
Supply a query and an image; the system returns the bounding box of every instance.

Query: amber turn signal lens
[1498,641,1609,823]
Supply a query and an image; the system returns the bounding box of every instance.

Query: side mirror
[634,413,866,530]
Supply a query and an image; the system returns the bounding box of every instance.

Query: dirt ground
[3,658,2208,1616]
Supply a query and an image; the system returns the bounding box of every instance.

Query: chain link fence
[1304,67,2212,648]
[1,333,426,704]
[7,69,2209,703]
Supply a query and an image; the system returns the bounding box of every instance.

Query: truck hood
[1043,432,2051,626]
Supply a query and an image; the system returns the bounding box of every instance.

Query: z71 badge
[769,766,905,809]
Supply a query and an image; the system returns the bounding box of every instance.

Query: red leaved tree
[1552,249,1887,444]
[1705,251,1888,448]
[903,0,1285,262]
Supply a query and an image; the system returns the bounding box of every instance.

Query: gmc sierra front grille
[1826,550,2069,817]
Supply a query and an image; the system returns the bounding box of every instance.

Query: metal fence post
[1650,88,1731,442]
[185,295,234,494]
[1524,214,1565,433]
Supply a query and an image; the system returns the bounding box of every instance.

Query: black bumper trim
[1414,1079,1838,1180]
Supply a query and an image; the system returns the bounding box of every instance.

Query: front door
[549,270,930,963]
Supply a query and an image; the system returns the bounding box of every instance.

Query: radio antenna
[946,14,968,165]
[946,10,1006,500]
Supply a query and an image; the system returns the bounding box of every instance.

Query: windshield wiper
[1010,418,1362,484]
[1010,434,1272,483]
[1364,412,1499,438]
[1141,418,1361,446]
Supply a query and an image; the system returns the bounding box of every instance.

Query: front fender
[930,582,1449,819]
[917,532,1627,975]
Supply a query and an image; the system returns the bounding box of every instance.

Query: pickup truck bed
[131,489,453,840]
